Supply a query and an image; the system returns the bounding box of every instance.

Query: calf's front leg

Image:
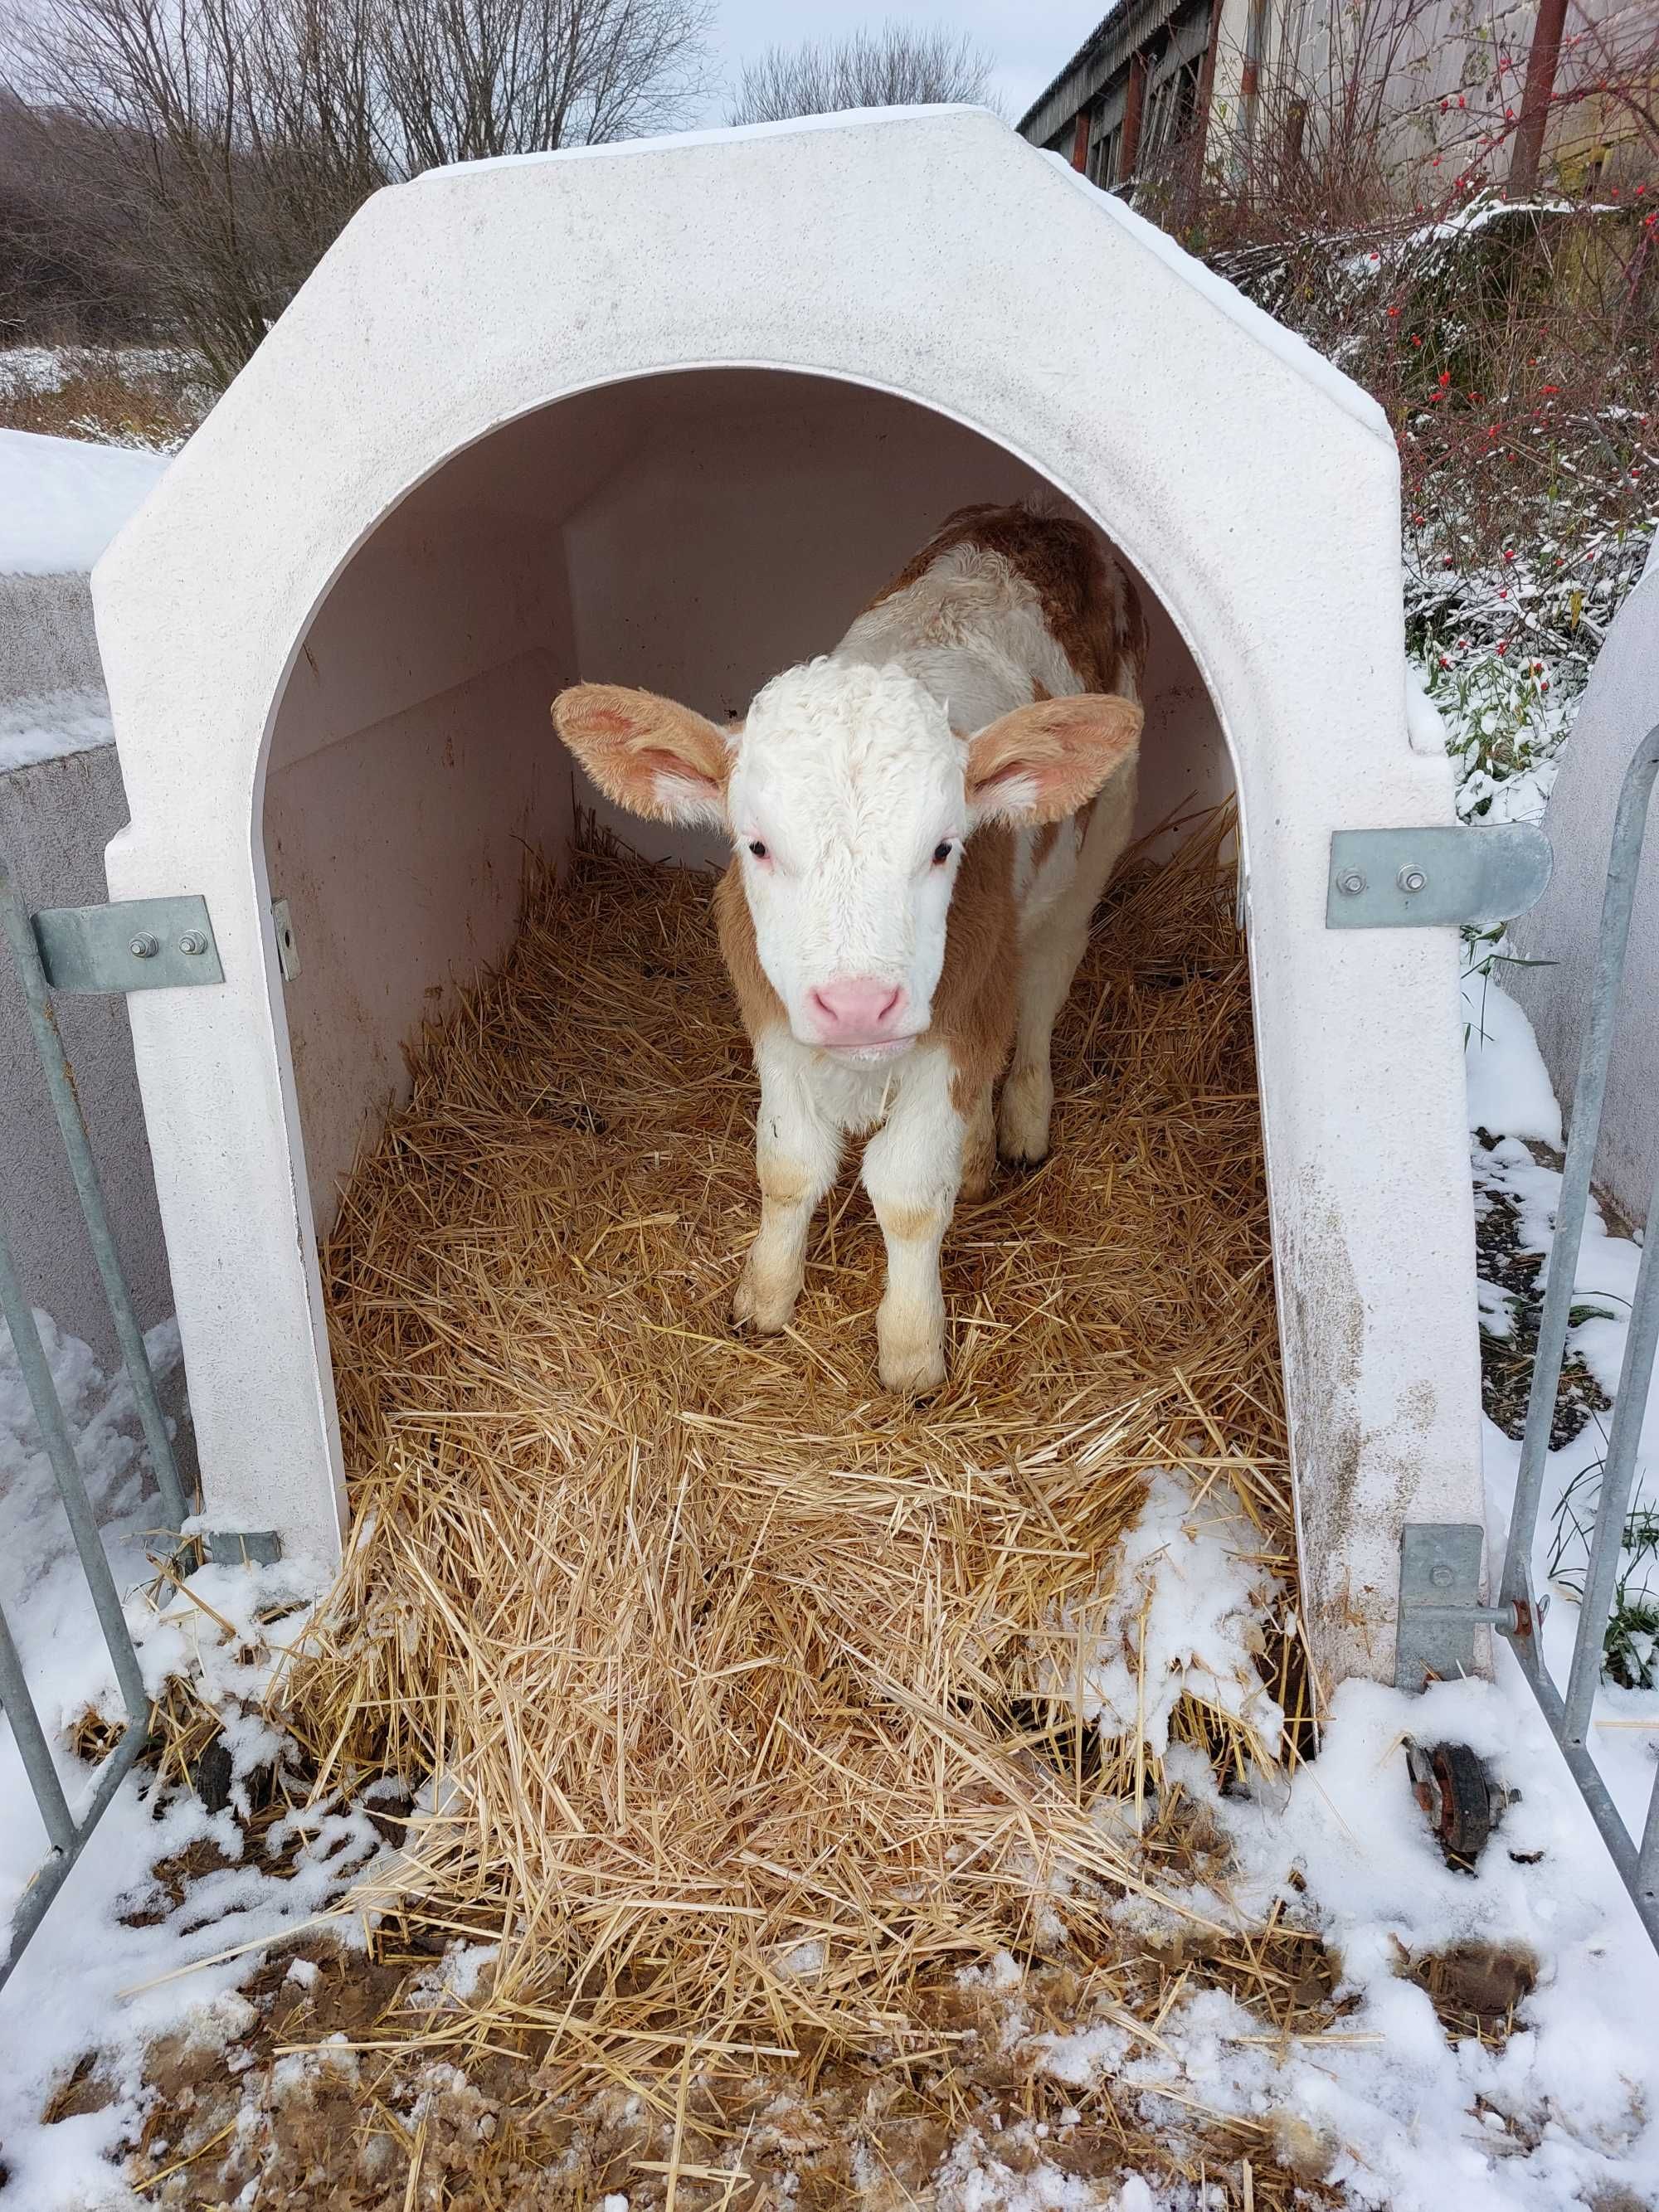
[860,1048,966,1393]
[732,1030,842,1334]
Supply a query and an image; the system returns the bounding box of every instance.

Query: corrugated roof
[1016,6,1127,135]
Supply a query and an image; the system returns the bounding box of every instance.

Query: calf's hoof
[997,1067,1054,1168]
[731,1261,797,1335]
[878,1313,947,1396]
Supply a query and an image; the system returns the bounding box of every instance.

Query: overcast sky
[699,3,1105,129]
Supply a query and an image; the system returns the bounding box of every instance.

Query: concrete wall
[1506,542,1659,1231]
[0,571,178,1370]
[0,575,103,699]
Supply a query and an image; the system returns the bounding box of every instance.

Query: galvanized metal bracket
[32,897,224,994]
[200,1529,283,1568]
[1327,823,1552,931]
[1394,1522,1541,1689]
[1396,1523,1486,1689]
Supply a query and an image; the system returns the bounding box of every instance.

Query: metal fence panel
[1496,723,1659,1952]
[0,855,194,1989]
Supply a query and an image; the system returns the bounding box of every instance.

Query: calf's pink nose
[807,977,907,1042]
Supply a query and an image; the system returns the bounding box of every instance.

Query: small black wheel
[1427,1741,1494,1864]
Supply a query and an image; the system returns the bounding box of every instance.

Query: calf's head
[552,661,1141,1061]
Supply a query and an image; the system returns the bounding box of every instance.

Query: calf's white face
[552,662,1141,1058]
[727,663,964,1058]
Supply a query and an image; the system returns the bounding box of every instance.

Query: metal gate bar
[0,1214,154,1985]
[1496,722,1659,1948]
[0,854,197,1986]
[0,858,190,1531]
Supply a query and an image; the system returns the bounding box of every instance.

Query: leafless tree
[727,22,998,128]
[376,0,712,170]
[1,0,712,378]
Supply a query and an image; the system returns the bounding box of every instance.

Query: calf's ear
[964,693,1143,827]
[552,683,732,829]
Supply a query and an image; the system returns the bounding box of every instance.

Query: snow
[0,429,168,576]
[1024,1665,1659,2211]
[1036,1470,1284,1762]
[983,975,1659,2208]
[1404,658,1448,756]
[0,688,114,775]
[0,1305,387,2212]
[1462,970,1563,1145]
[412,100,1003,181]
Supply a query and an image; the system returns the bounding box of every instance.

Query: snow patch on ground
[1003,1665,1659,2209]
[990,978,1659,2209]
[1036,1471,1283,1762]
[0,427,167,576]
[1462,971,1563,1147]
[0,1307,380,2212]
[0,688,114,775]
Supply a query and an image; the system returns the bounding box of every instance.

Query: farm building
[1019,0,1650,197]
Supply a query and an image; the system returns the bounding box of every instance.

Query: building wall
[1256,0,1646,184]
[1023,0,1649,194]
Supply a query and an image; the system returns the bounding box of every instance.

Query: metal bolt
[1430,1563,1455,1588]
[128,933,159,960]
[178,931,209,956]
[1398,865,1428,894]
[1336,868,1367,897]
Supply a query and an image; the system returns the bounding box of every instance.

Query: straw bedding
[284,808,1300,2095]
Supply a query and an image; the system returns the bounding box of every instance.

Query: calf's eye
[932,841,953,866]
[748,839,768,860]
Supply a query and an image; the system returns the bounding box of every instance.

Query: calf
[553,503,1147,1392]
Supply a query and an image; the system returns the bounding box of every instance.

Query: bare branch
[727,21,999,128]
[0,0,712,375]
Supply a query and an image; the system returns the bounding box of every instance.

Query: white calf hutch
[94,109,1483,1693]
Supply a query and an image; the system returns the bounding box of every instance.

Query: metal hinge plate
[200,1529,282,1568]
[32,897,224,994]
[1328,823,1552,930]
[1396,1522,1486,1689]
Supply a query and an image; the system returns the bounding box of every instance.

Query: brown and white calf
[553,503,1148,1392]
